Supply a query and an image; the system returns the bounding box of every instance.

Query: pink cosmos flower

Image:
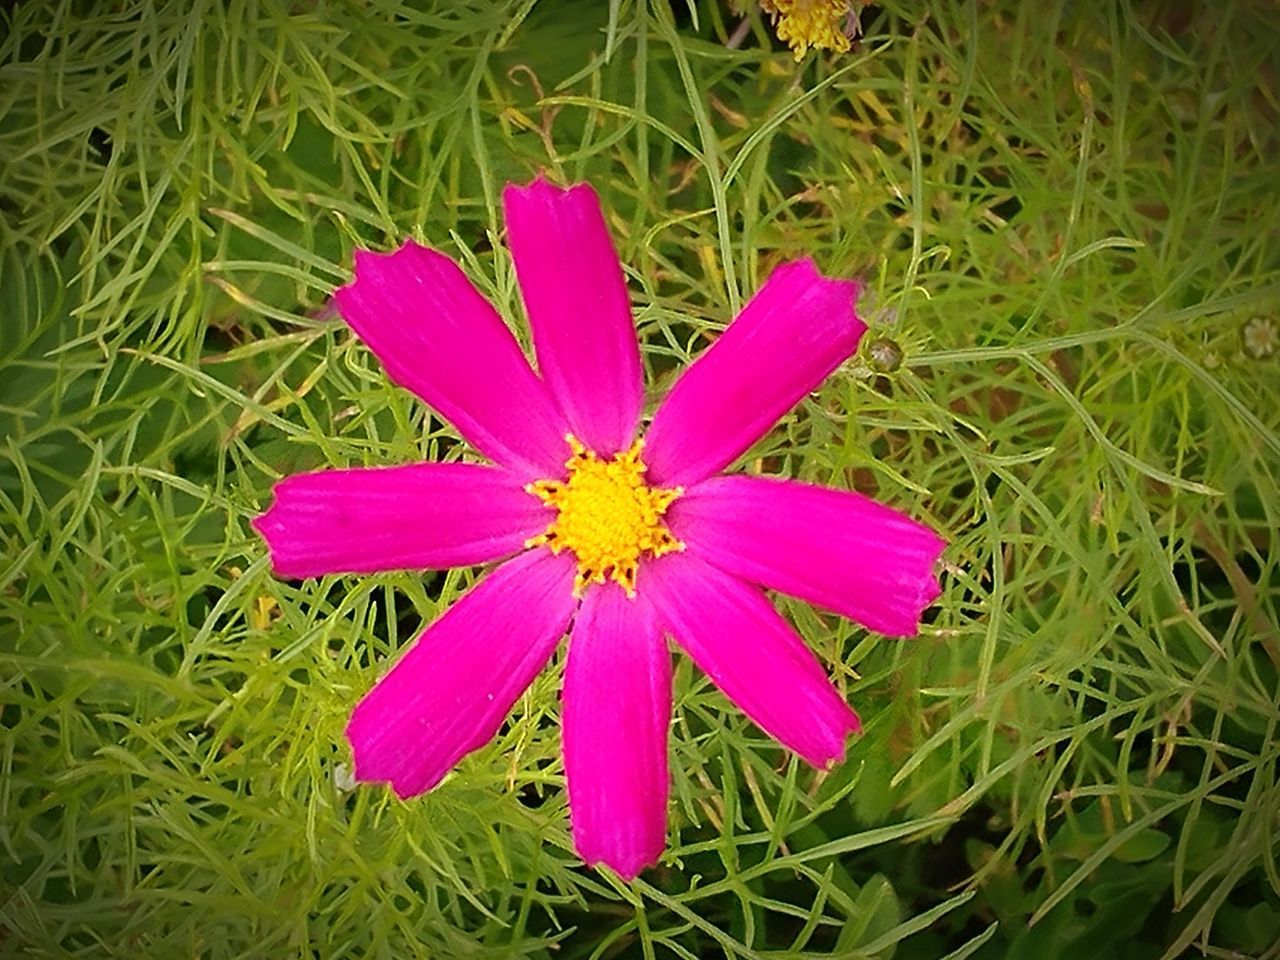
[254,177,945,880]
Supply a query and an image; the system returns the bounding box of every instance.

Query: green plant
[2,1,1277,957]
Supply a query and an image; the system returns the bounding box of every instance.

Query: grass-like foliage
[3,1,1278,957]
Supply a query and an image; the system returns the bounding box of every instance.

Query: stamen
[525,435,683,598]
[760,0,855,58]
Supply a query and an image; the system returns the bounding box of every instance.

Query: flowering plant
[255,178,944,879]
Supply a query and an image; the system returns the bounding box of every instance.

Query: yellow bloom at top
[760,0,855,58]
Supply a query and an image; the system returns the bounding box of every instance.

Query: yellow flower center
[760,0,854,59]
[526,436,683,598]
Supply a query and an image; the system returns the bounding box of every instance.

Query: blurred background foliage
[1,1,1278,957]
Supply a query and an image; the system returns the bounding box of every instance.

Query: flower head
[253,177,946,880]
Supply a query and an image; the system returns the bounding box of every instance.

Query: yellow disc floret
[526,436,683,598]
[760,0,854,59]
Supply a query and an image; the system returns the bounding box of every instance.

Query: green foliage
[2,0,1278,957]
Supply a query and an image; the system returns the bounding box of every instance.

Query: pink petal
[346,548,577,798]
[333,241,570,480]
[563,583,671,880]
[502,178,643,455]
[643,260,866,487]
[252,463,550,579]
[670,475,945,637]
[642,552,861,768]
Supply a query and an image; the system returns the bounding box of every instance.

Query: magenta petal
[563,584,671,880]
[346,548,577,798]
[670,475,945,637]
[503,178,643,455]
[253,463,549,579]
[333,241,570,480]
[643,552,861,768]
[644,260,866,487]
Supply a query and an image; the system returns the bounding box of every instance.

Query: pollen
[760,0,854,59]
[526,436,683,598]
